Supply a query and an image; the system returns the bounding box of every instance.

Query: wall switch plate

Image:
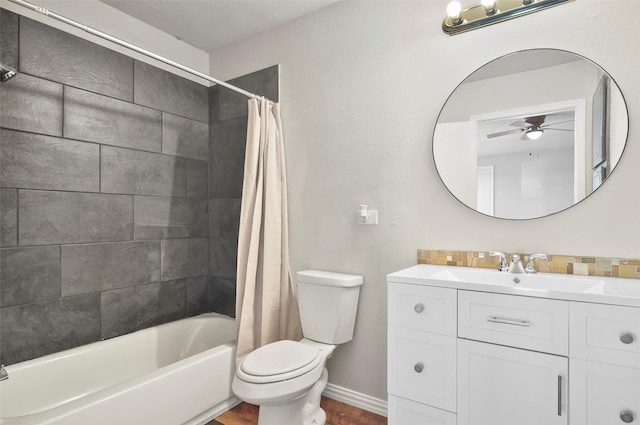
[358,210,378,225]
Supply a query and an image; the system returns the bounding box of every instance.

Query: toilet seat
[237,340,323,384]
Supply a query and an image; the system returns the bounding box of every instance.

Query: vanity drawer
[458,290,569,355]
[388,326,457,412]
[570,302,640,368]
[388,395,456,425]
[388,282,457,336]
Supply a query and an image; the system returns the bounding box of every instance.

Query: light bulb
[481,0,497,15]
[446,1,462,18]
[526,129,544,140]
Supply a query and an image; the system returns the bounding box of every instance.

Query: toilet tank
[296,270,363,344]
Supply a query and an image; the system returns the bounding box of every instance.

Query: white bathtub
[0,312,239,425]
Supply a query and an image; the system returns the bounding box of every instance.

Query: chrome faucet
[0,364,8,381]
[525,253,548,274]
[508,254,525,274]
[489,251,509,272]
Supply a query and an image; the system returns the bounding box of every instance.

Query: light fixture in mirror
[433,49,628,220]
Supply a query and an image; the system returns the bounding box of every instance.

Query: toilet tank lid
[296,270,363,287]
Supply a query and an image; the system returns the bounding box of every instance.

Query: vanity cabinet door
[457,339,568,425]
[570,359,640,425]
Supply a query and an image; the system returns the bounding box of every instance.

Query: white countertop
[387,264,640,308]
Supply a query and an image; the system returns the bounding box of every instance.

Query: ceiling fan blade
[544,128,574,132]
[521,133,530,141]
[541,119,575,128]
[509,120,528,128]
[487,128,523,138]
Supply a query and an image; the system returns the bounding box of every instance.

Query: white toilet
[232,270,363,425]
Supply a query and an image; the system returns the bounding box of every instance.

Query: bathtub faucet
[0,364,8,381]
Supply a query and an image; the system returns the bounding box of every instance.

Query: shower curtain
[235,97,302,364]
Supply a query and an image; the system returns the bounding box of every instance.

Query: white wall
[208,1,640,401]
[480,148,575,218]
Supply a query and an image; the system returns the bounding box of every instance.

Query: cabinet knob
[414,303,425,313]
[413,362,424,373]
[620,410,634,423]
[620,332,635,345]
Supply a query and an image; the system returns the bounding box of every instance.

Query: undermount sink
[428,267,605,293]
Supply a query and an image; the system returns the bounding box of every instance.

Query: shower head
[0,63,18,82]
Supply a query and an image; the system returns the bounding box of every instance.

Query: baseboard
[322,383,388,417]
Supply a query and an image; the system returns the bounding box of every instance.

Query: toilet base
[303,404,326,425]
[302,367,328,425]
[255,367,329,425]
[257,394,308,425]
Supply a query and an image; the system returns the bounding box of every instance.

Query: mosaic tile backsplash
[418,249,640,280]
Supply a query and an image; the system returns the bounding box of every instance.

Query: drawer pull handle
[414,303,425,313]
[620,332,635,345]
[487,316,531,327]
[414,362,424,373]
[620,409,635,423]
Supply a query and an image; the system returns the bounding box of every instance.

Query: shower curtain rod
[7,0,267,101]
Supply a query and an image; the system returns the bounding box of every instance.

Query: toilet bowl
[232,270,363,425]
[232,339,335,425]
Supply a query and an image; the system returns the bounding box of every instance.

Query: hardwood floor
[210,396,387,425]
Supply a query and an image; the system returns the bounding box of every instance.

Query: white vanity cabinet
[387,265,640,425]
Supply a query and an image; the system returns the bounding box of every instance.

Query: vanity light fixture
[442,0,574,36]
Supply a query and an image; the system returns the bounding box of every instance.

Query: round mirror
[433,49,628,220]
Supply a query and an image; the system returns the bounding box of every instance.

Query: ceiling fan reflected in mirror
[486,115,575,141]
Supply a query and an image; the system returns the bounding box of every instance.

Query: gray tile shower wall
[0,9,214,365]
[0,8,278,364]
[208,65,279,318]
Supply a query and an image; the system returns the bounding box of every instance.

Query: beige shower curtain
[235,97,302,364]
